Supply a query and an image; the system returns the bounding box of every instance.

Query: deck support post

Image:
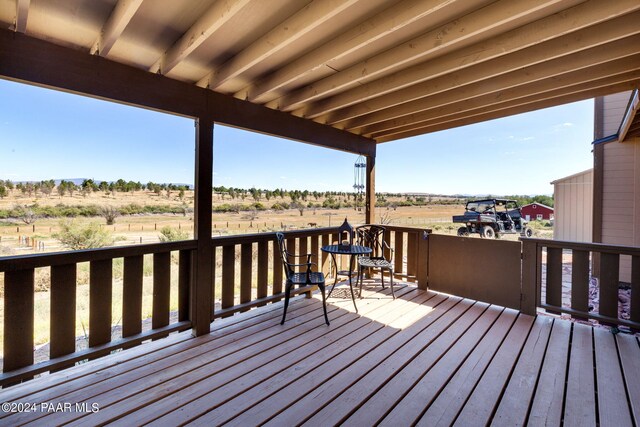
[520,239,538,316]
[192,118,214,336]
[365,152,376,224]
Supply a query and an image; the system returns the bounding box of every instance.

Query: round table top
[321,244,372,255]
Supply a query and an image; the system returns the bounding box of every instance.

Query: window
[537,214,543,220]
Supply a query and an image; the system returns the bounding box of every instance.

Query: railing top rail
[0,240,197,271]
[383,225,432,234]
[520,237,640,256]
[212,226,340,246]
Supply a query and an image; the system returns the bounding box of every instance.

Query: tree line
[0,179,190,199]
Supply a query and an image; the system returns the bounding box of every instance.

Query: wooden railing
[383,225,429,287]
[521,238,640,329]
[210,227,341,319]
[210,225,431,320]
[0,241,196,386]
[0,224,431,386]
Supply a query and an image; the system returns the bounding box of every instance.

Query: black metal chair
[276,232,329,325]
[355,225,395,298]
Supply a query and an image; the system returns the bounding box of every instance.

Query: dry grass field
[0,189,468,256]
[0,188,552,358]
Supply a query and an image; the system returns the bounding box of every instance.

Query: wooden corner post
[520,239,538,316]
[365,152,376,224]
[192,118,214,336]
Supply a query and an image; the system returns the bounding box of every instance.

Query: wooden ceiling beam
[269,0,584,113]
[376,81,640,143]
[309,0,640,122]
[322,17,640,127]
[14,0,30,33]
[0,29,374,156]
[199,0,360,91]
[371,70,640,140]
[149,0,252,75]
[90,0,143,56]
[356,55,640,136]
[235,0,486,103]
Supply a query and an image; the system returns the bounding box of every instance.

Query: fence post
[521,239,538,315]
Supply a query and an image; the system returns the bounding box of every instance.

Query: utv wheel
[482,226,495,239]
[457,227,469,237]
[522,227,533,238]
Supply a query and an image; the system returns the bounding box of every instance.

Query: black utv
[452,199,533,239]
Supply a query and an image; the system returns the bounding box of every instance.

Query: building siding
[552,169,593,243]
[601,135,639,282]
[602,91,632,136]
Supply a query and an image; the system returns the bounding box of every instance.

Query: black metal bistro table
[321,244,372,313]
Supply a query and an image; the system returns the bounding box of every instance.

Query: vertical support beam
[592,142,604,278]
[365,153,376,224]
[192,118,213,336]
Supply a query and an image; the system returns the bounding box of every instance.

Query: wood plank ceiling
[1,0,639,144]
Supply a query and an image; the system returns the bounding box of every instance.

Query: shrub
[100,205,120,225]
[53,221,114,250]
[158,226,189,242]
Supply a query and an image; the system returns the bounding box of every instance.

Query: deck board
[443,312,534,427]
[563,323,596,427]
[1,284,638,427]
[594,327,634,427]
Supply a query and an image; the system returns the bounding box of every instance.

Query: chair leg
[358,266,364,298]
[380,268,386,290]
[319,283,330,325]
[389,268,395,299]
[281,282,292,325]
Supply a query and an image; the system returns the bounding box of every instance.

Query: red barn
[521,203,554,221]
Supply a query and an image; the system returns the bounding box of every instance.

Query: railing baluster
[599,252,620,319]
[546,247,563,312]
[571,250,590,319]
[407,232,417,282]
[394,231,404,277]
[321,234,330,276]
[240,243,252,307]
[272,239,283,296]
[632,255,639,324]
[311,235,319,270]
[287,236,297,271]
[178,249,191,322]
[122,255,143,338]
[50,264,76,362]
[3,269,34,373]
[257,241,268,306]
[152,252,171,331]
[89,259,112,348]
[221,245,236,314]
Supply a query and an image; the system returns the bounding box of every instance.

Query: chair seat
[358,257,392,269]
[289,271,325,285]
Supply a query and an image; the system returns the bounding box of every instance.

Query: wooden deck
[1,282,638,426]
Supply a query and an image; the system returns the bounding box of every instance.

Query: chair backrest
[275,232,293,280]
[356,225,387,258]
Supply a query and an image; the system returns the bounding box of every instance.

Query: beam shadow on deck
[0,282,638,426]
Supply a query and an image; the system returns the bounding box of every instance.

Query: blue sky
[1,78,594,195]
